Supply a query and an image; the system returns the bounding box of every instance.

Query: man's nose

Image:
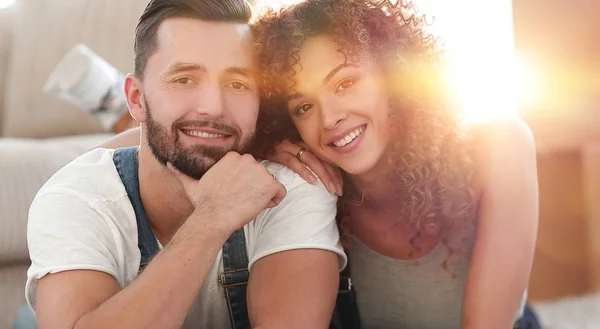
[194,83,224,117]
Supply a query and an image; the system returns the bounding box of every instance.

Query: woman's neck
[346,154,399,209]
[345,165,443,260]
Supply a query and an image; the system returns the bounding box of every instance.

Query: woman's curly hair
[253,0,475,273]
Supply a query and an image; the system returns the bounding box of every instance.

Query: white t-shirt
[26,148,346,329]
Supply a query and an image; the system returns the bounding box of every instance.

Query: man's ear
[124,73,147,123]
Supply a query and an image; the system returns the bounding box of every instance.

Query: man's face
[141,18,259,179]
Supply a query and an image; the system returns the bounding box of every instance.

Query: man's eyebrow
[224,67,255,77]
[165,62,206,75]
[322,63,360,85]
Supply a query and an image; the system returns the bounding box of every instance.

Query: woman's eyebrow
[322,63,360,85]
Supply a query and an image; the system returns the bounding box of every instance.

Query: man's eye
[227,82,250,90]
[175,77,194,84]
[294,103,314,115]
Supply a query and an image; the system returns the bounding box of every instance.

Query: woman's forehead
[290,36,364,86]
[296,36,347,72]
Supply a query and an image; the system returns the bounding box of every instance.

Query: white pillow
[0,135,112,263]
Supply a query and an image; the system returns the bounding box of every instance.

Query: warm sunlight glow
[514,57,541,109]
[255,0,522,121]
[427,0,519,121]
[254,0,302,11]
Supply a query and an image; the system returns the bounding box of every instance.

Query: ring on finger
[295,147,308,162]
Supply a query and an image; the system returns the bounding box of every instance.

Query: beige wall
[528,151,591,300]
[583,143,600,292]
[529,145,600,300]
[2,0,149,138]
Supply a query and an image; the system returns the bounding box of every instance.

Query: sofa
[1,0,599,329]
[0,1,149,328]
[0,136,112,329]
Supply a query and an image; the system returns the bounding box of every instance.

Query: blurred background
[0,0,598,328]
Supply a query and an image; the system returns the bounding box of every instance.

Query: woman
[100,1,540,328]
[252,1,539,329]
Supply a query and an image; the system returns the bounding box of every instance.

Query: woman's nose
[321,101,348,129]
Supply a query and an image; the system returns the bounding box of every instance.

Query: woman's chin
[339,160,377,177]
[334,149,388,179]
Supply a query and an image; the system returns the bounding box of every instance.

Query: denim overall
[12,147,360,329]
[113,147,251,329]
[115,147,368,329]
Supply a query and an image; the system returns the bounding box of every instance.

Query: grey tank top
[348,223,526,329]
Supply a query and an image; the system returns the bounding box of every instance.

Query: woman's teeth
[333,126,365,147]
[184,130,227,138]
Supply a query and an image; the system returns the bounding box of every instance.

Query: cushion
[2,0,148,138]
[0,134,112,264]
[0,11,13,136]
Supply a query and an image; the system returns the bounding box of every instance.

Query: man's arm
[245,164,346,329]
[248,249,339,329]
[461,116,539,329]
[33,153,287,329]
[34,196,228,329]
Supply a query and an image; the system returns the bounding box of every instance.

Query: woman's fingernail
[308,175,317,184]
[329,182,337,194]
[337,184,343,196]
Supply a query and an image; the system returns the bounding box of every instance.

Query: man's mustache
[172,120,241,138]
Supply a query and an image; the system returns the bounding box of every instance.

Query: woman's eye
[175,77,194,84]
[335,78,356,93]
[294,103,314,115]
[227,82,250,90]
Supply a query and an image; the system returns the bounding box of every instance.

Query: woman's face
[286,35,392,175]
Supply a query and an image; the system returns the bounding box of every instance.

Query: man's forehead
[158,17,251,39]
[154,18,256,70]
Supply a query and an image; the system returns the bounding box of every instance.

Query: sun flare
[255,0,532,122]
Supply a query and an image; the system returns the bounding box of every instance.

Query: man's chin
[170,156,217,180]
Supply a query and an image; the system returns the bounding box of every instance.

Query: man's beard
[145,100,256,179]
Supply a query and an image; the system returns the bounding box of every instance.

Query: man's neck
[137,143,194,245]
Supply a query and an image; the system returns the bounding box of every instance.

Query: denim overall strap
[219,228,251,329]
[114,147,250,328]
[513,305,541,329]
[330,260,361,329]
[113,147,159,269]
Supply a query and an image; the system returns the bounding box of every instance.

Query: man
[25,1,346,328]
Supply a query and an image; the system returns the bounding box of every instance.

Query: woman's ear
[124,73,147,123]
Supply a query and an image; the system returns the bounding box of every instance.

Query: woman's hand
[264,140,343,196]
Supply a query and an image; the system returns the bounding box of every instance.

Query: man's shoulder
[245,162,345,272]
[259,160,332,194]
[257,160,337,213]
[260,160,301,189]
[35,148,126,204]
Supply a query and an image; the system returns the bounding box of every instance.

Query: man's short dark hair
[134,0,253,77]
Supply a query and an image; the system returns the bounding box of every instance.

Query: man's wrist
[178,208,232,245]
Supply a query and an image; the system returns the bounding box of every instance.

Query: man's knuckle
[241,153,255,162]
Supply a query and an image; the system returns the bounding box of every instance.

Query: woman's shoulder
[463,115,537,195]
[464,115,535,156]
